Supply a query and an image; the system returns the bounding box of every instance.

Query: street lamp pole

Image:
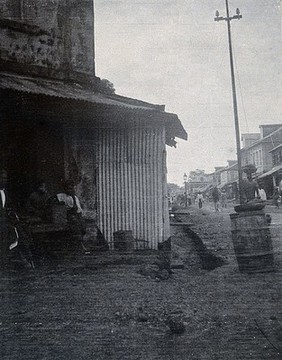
[214,0,243,205]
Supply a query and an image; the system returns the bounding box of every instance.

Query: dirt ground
[0,202,281,360]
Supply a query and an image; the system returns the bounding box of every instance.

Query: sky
[94,0,282,185]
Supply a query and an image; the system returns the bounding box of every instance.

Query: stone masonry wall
[0,0,95,81]
[0,25,63,70]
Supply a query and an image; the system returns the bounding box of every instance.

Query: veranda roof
[0,72,187,142]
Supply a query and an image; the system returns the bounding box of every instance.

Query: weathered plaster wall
[68,1,95,74]
[0,0,95,81]
[0,26,63,69]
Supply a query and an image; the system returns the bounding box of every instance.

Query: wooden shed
[0,73,187,249]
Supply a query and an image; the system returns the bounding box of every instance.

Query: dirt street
[0,203,281,360]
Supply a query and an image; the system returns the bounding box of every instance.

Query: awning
[257,165,282,179]
[0,72,187,141]
[269,144,282,153]
[218,182,227,189]
[218,180,238,189]
[0,72,157,110]
[202,184,213,192]
[192,183,212,193]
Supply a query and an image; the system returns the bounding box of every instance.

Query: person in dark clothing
[220,190,228,209]
[242,174,259,203]
[56,180,86,255]
[196,192,203,209]
[273,187,281,208]
[212,186,220,212]
[0,169,34,270]
[56,180,84,231]
[27,180,51,221]
[0,169,14,269]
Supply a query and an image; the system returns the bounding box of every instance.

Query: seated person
[27,180,51,221]
[57,180,82,213]
[56,180,86,238]
[56,180,109,254]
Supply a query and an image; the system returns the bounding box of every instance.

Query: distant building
[212,167,225,187]
[186,169,212,194]
[218,161,238,199]
[240,125,282,198]
[220,161,238,186]
[241,133,260,149]
[241,125,282,176]
[208,125,282,201]
[257,128,282,197]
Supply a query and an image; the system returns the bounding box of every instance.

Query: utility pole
[214,0,243,204]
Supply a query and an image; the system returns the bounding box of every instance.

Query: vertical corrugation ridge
[147,130,153,247]
[133,128,139,239]
[155,129,160,248]
[140,129,146,241]
[104,129,111,244]
[118,129,123,230]
[112,129,117,245]
[157,127,164,245]
[109,129,114,245]
[161,127,168,242]
[151,129,158,248]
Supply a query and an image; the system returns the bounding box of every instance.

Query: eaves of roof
[214,168,226,174]
[223,163,238,171]
[0,72,188,141]
[0,72,157,110]
[257,164,282,179]
[269,143,282,153]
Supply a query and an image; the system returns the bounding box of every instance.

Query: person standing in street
[273,187,281,208]
[212,186,220,212]
[220,190,227,209]
[257,185,267,201]
[196,192,204,209]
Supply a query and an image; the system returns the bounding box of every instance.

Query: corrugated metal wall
[96,124,169,249]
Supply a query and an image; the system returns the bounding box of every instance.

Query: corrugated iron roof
[0,72,187,141]
[0,72,157,110]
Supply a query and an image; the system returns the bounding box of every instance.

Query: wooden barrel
[113,230,134,252]
[230,210,274,273]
